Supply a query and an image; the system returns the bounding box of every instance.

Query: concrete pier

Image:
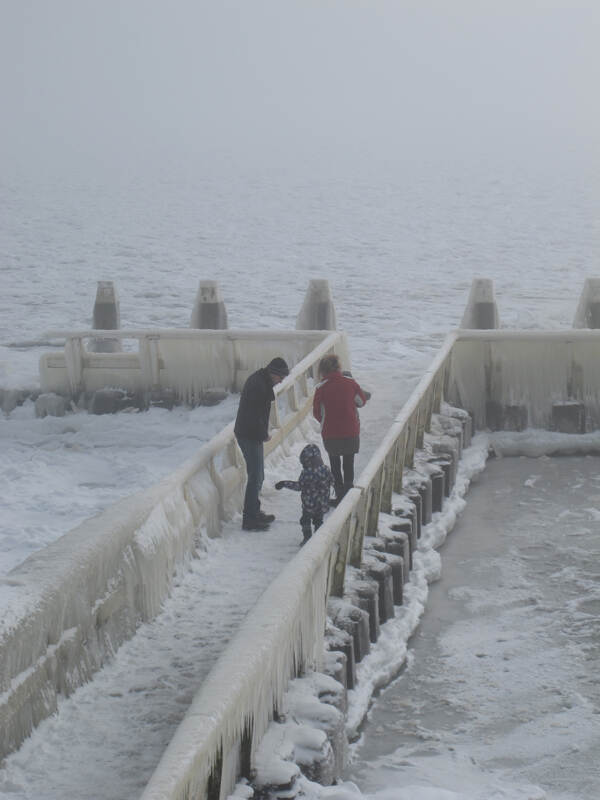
[460,278,499,329]
[190,280,228,329]
[89,281,122,352]
[296,279,337,330]
[573,278,600,328]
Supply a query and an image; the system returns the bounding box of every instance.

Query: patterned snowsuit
[276,444,333,541]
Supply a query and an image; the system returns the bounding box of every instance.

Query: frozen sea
[1,152,600,799]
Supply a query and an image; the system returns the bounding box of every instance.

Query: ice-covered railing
[0,331,346,760]
[40,328,348,399]
[140,333,457,800]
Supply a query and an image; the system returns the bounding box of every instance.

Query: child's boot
[301,526,312,546]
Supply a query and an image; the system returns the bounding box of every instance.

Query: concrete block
[573,278,600,328]
[551,402,585,434]
[375,551,404,604]
[485,401,527,432]
[364,536,386,553]
[325,626,356,690]
[410,477,433,525]
[1,388,33,414]
[328,601,370,663]
[89,281,122,353]
[406,491,422,539]
[460,278,500,329]
[391,520,414,570]
[322,650,349,697]
[296,279,337,330]
[90,388,127,415]
[190,281,228,329]
[349,578,380,644]
[431,457,453,497]
[429,468,445,512]
[146,388,177,410]
[380,531,409,583]
[35,393,67,418]
[365,560,395,623]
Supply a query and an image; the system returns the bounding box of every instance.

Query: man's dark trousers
[237,436,264,520]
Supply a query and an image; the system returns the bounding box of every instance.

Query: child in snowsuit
[275,443,334,544]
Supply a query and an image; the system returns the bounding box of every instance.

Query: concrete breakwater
[4,277,600,797]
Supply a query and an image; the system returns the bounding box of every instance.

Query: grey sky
[1,0,599,169]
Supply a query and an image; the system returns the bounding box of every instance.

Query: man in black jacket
[234,357,289,531]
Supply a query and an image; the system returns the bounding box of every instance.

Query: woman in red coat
[313,354,370,503]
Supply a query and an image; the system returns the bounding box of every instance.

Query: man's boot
[242,516,270,531]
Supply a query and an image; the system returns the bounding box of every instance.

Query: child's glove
[275,481,285,490]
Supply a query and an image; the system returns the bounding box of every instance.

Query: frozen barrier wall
[140,327,600,800]
[39,329,350,399]
[0,332,347,760]
[140,335,457,800]
[447,330,600,430]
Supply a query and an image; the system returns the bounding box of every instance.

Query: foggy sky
[1,0,599,171]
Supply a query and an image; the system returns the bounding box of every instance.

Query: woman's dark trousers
[329,453,355,500]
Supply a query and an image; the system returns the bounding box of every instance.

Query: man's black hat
[267,357,289,377]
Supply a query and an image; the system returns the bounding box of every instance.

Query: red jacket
[313,370,367,440]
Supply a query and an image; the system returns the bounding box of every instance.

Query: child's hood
[299,443,323,468]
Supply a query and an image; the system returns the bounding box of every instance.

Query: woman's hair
[318,354,340,377]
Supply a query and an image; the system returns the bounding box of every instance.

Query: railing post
[392,430,406,493]
[330,517,352,596]
[64,336,85,393]
[240,722,253,780]
[269,398,280,430]
[349,500,366,567]
[140,334,161,390]
[287,384,298,412]
[364,467,383,538]
[380,450,395,513]
[405,412,418,468]
[206,748,223,800]
[416,401,427,449]
[433,369,444,414]
[299,371,309,399]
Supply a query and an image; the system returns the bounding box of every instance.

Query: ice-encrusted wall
[39,329,344,399]
[447,331,600,430]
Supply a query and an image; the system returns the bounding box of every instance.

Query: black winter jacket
[234,368,274,442]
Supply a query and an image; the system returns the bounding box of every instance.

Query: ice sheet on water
[0,396,238,575]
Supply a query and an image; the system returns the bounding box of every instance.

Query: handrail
[140,336,458,800]
[43,328,333,341]
[455,328,600,341]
